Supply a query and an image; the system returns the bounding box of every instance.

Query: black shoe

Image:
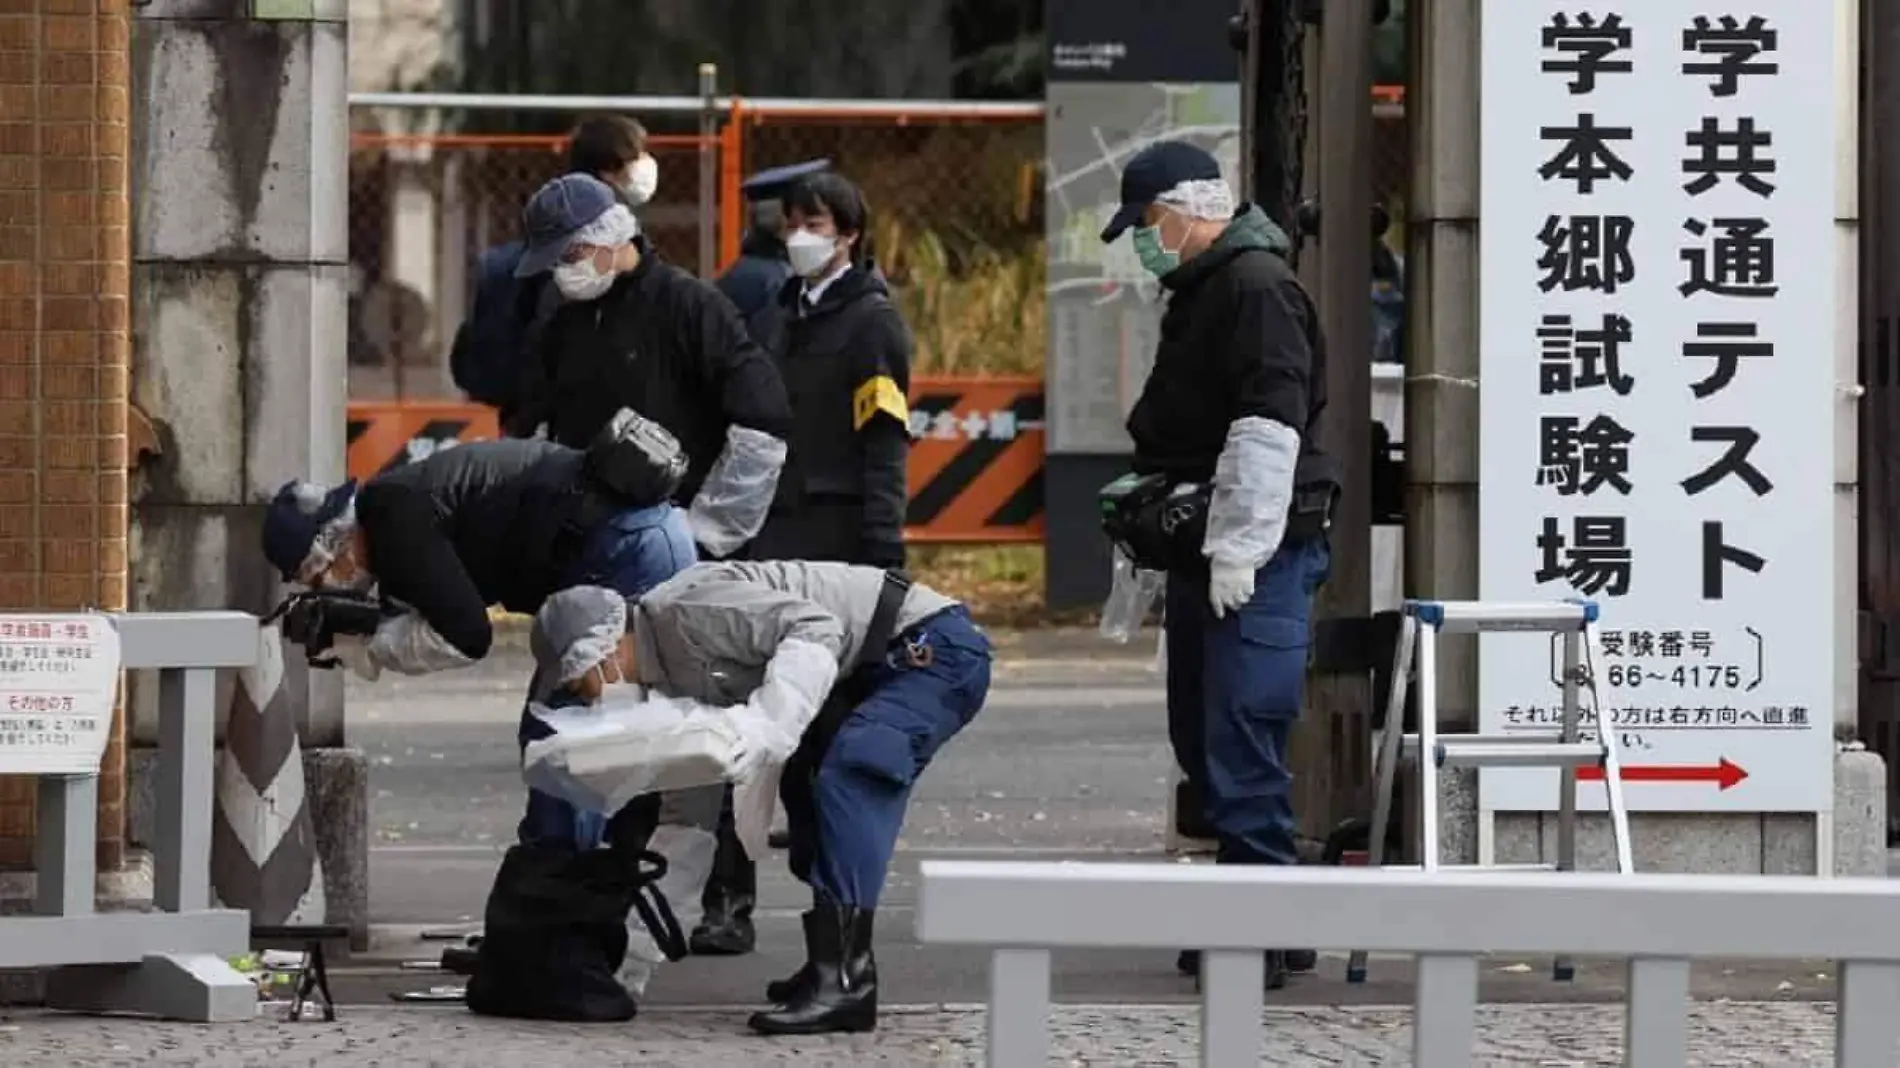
[691,834,757,956]
[1177,949,1292,990]
[748,904,878,1035]
[768,828,791,850]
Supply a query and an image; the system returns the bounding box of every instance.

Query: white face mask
[620,154,659,207]
[553,255,615,301]
[785,228,837,280]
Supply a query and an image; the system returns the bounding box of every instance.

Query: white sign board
[1478,2,1839,813]
[0,616,121,776]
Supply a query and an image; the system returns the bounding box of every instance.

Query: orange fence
[346,93,1410,403]
[344,375,1045,544]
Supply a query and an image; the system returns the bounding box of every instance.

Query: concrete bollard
[211,626,326,925]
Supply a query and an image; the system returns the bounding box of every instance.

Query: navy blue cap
[516,174,618,278]
[262,479,358,582]
[739,158,832,203]
[1100,140,1223,243]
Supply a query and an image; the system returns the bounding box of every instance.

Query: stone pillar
[126,0,363,935]
[0,1,134,872]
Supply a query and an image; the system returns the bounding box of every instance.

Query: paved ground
[4,625,1860,1062]
[0,1003,1854,1065]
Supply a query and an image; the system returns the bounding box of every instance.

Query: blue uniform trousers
[516,502,698,847]
[781,606,992,907]
[1164,538,1330,867]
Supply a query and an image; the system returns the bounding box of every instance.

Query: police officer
[716,159,832,341]
[531,559,992,1035]
[749,172,913,568]
[1099,141,1337,990]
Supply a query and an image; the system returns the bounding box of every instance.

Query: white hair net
[572,203,640,251]
[531,585,630,686]
[1155,178,1236,224]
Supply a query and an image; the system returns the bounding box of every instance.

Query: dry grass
[878,224,1045,378]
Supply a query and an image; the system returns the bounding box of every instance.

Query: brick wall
[0,0,133,872]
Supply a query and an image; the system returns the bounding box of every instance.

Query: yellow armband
[852,375,909,431]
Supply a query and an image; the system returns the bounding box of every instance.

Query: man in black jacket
[261,437,699,851]
[716,159,832,342]
[260,438,697,680]
[1098,141,1337,989]
[507,174,795,561]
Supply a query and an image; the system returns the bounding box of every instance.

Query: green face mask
[1132,224,1180,278]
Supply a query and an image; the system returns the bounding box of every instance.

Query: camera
[265,589,391,666]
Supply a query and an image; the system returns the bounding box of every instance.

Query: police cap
[740,159,832,203]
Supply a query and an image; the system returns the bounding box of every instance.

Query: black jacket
[749,263,913,567]
[509,237,793,504]
[715,231,795,343]
[1127,204,1334,487]
[356,439,600,661]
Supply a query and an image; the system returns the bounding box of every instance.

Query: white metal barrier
[917,860,1900,1066]
[3,612,260,1022]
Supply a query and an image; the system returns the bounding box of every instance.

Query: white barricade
[1,611,260,1022]
[917,860,1900,1066]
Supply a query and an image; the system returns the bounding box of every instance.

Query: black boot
[748,904,877,1035]
[690,817,757,956]
[763,912,819,1003]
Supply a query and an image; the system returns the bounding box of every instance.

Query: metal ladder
[1345,599,1634,984]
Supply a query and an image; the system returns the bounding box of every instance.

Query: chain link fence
[345,94,1410,401]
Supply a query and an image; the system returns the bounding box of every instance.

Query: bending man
[530,561,992,1034]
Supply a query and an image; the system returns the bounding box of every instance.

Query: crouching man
[531,560,992,1034]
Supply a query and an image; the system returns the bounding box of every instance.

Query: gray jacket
[627,560,957,706]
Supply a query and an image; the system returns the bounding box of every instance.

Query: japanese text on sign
[1479,2,1838,813]
[0,615,121,776]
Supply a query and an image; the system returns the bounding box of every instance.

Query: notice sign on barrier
[905,376,1045,543]
[0,615,121,775]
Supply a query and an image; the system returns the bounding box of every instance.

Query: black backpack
[450,243,550,411]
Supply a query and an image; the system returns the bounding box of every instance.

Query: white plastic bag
[520,693,747,814]
[687,425,788,557]
[1099,547,1165,643]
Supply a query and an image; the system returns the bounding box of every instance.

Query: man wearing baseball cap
[508,173,793,568]
[1097,140,1340,990]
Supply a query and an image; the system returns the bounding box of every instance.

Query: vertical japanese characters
[1529,13,1778,602]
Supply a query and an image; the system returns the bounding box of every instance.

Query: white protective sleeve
[1202,415,1302,573]
[686,425,788,558]
[364,611,478,677]
[727,637,840,859]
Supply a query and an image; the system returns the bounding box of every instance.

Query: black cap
[739,159,832,203]
[1099,140,1223,243]
[516,174,619,278]
[262,479,358,582]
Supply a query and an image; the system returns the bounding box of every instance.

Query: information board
[1477,2,1840,812]
[0,615,122,776]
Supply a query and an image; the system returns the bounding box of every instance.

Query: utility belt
[1099,472,1338,574]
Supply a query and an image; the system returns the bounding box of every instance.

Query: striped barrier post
[210,625,326,926]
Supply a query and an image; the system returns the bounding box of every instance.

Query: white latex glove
[1208,562,1256,619]
[317,634,382,682]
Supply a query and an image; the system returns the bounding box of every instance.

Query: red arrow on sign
[1577,758,1748,790]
